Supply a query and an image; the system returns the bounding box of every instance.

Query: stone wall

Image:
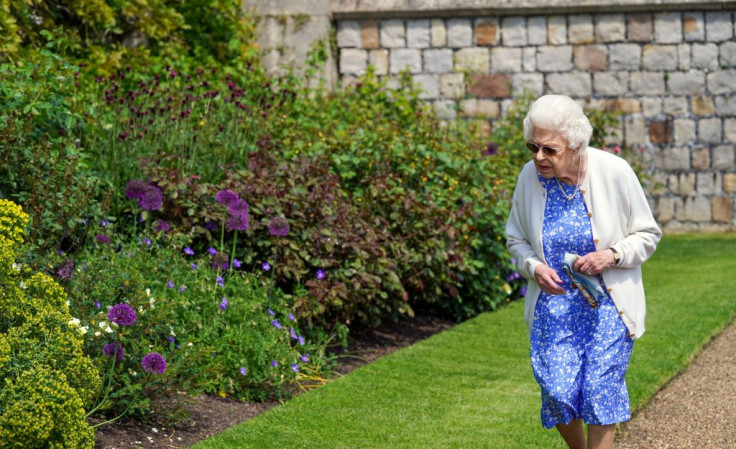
[249,1,736,232]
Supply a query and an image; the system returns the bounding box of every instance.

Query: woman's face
[529,128,575,180]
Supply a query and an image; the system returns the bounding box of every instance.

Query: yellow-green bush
[0,199,100,449]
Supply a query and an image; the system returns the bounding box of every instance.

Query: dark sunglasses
[526,141,561,156]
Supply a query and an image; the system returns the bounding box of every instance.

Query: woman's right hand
[534,264,566,295]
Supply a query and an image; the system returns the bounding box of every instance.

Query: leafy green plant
[0,199,100,448]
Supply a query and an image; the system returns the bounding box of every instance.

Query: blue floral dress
[530,173,634,429]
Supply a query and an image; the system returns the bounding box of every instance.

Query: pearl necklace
[555,152,583,201]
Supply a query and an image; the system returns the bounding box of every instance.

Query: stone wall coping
[331,0,736,19]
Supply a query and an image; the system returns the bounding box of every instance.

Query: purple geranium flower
[520,284,528,297]
[154,220,170,232]
[94,300,101,309]
[103,342,125,360]
[191,262,198,270]
[220,297,228,310]
[167,336,175,343]
[482,142,499,156]
[290,327,298,340]
[100,219,109,227]
[300,353,310,363]
[217,276,224,287]
[298,335,305,346]
[215,189,240,207]
[208,247,218,256]
[268,308,275,316]
[271,360,278,367]
[239,367,247,376]
[167,281,175,288]
[184,247,195,256]
[204,222,218,231]
[108,303,137,326]
[179,286,186,292]
[139,186,163,211]
[288,313,295,322]
[95,234,110,245]
[232,258,242,269]
[316,269,326,280]
[143,237,151,246]
[291,363,299,373]
[268,217,290,237]
[262,262,271,272]
[125,180,149,200]
[141,352,167,374]
[272,320,282,330]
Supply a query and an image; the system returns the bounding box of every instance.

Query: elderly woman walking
[505,95,661,449]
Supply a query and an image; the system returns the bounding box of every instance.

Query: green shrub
[0,199,100,449]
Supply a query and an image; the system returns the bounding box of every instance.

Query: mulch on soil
[93,313,456,449]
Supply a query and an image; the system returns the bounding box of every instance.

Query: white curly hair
[522,95,593,151]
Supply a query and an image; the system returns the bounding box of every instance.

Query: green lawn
[193,234,736,449]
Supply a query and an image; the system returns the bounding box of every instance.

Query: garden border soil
[93,313,456,449]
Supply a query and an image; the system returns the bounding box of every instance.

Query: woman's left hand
[573,249,616,276]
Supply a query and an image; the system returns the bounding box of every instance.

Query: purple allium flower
[125,180,149,199]
[217,276,225,287]
[220,297,228,310]
[103,342,125,360]
[191,263,198,270]
[215,189,240,207]
[167,336,175,343]
[95,234,111,245]
[232,258,242,269]
[268,217,290,237]
[288,313,295,322]
[154,220,170,232]
[141,352,167,374]
[167,281,175,288]
[262,262,271,272]
[300,353,310,363]
[208,247,218,256]
[94,301,101,309]
[227,199,249,216]
[316,269,326,280]
[271,360,278,367]
[482,142,499,156]
[55,259,75,281]
[268,308,275,316]
[139,186,163,211]
[290,327,298,340]
[298,336,305,346]
[271,320,282,330]
[108,303,137,326]
[184,247,195,256]
[239,367,247,376]
[291,363,299,373]
[226,213,249,232]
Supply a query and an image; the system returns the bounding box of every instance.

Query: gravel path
[616,318,736,449]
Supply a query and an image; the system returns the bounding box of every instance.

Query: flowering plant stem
[230,230,238,269]
[84,344,120,420]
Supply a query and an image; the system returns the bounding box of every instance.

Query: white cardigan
[505,147,662,339]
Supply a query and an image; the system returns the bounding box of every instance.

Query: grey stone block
[423,48,454,73]
[337,21,362,48]
[413,74,440,99]
[610,44,641,70]
[699,118,723,143]
[654,12,682,43]
[528,16,547,45]
[641,97,663,117]
[696,173,717,195]
[624,115,647,145]
[707,70,736,94]
[390,48,422,74]
[569,14,594,44]
[593,72,628,96]
[692,43,719,70]
[502,16,527,46]
[630,72,665,95]
[491,47,522,73]
[340,48,367,75]
[431,19,446,47]
[440,73,465,99]
[664,96,689,115]
[596,14,625,43]
[454,48,490,73]
[712,144,736,170]
[642,45,678,71]
[678,43,691,71]
[407,19,431,48]
[537,46,573,72]
[683,12,705,41]
[706,12,734,42]
[546,72,592,97]
[725,118,736,142]
[434,100,457,120]
[668,71,706,95]
[512,73,544,95]
[447,18,473,47]
[720,42,736,68]
[368,49,389,75]
[715,96,736,115]
[381,19,405,48]
[674,118,696,143]
[523,47,537,72]
[547,15,567,45]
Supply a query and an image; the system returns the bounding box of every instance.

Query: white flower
[66,299,70,307]
[11,263,20,272]
[149,297,155,309]
[146,288,151,296]
[19,281,26,289]
[187,342,193,347]
[79,326,89,335]
[94,331,102,337]
[151,428,159,434]
[68,318,81,327]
